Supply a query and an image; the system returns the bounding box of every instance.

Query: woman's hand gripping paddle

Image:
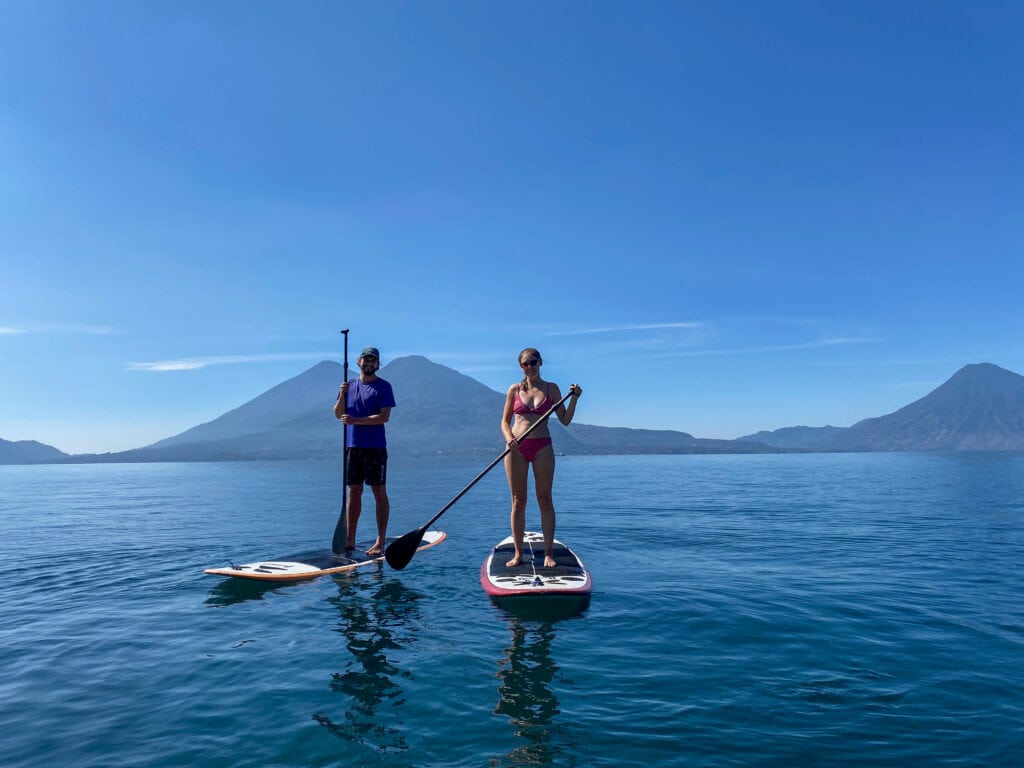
[331,329,350,555]
[384,386,578,570]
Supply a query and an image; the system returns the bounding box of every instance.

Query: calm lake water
[2,453,1022,767]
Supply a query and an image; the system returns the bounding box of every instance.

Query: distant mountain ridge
[819,363,1024,452]
[739,363,1024,452]
[737,425,847,450]
[54,355,780,463]
[145,359,342,452]
[0,437,69,464]
[6,359,1024,464]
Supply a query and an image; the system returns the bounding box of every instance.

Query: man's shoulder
[371,377,396,404]
[372,377,394,391]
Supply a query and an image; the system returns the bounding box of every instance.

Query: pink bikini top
[512,388,553,415]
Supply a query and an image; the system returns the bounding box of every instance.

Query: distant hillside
[42,358,1024,464]
[818,363,1024,452]
[0,437,69,465]
[67,355,777,462]
[737,425,847,450]
[145,359,341,452]
[565,422,777,454]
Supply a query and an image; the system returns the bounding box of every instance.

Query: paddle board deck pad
[481,531,592,598]
[205,530,446,582]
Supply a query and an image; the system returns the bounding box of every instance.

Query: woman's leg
[532,446,557,567]
[504,449,529,566]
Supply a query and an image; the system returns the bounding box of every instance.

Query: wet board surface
[205,530,446,582]
[481,531,592,598]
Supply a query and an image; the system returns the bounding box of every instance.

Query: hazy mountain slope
[77,355,776,461]
[145,360,343,450]
[821,363,1024,451]
[0,437,69,464]
[52,358,1024,463]
[737,425,847,450]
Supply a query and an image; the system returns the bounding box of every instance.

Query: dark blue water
[2,453,1022,767]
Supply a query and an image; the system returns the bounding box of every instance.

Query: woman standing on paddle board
[500,348,582,568]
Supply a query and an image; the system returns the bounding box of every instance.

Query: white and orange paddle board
[205,530,446,582]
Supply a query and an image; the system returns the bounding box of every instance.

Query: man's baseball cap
[360,347,380,359]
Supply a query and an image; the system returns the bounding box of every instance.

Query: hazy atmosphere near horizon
[1,2,1020,455]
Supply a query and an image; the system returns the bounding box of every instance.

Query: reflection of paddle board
[205,530,446,582]
[481,531,592,598]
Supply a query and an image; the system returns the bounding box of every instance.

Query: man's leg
[345,483,364,551]
[367,483,389,556]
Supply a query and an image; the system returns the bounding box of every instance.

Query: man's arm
[343,407,391,426]
[333,381,349,419]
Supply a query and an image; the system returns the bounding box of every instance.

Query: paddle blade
[385,527,427,570]
[331,507,348,555]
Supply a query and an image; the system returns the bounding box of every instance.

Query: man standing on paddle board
[500,347,582,568]
[334,346,396,556]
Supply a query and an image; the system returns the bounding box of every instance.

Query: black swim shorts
[345,447,388,486]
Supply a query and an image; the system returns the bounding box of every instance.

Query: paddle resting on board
[205,530,446,582]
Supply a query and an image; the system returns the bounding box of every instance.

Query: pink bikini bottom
[516,437,553,463]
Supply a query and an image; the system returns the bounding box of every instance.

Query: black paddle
[384,386,578,570]
[331,329,350,555]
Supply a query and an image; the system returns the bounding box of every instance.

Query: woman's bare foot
[506,555,523,568]
[543,556,557,568]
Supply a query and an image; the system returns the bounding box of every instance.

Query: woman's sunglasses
[520,358,541,367]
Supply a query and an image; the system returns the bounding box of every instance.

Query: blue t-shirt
[344,377,396,448]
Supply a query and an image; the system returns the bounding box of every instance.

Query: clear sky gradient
[2,2,1021,454]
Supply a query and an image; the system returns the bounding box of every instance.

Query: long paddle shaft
[331,329,350,554]
[384,387,577,570]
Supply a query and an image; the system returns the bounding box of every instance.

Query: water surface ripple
[2,453,1021,766]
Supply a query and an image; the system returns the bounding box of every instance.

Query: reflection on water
[492,598,589,767]
[313,575,426,754]
[204,577,283,607]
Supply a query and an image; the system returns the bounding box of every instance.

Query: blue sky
[1,1,1021,454]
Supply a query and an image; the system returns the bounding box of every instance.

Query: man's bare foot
[366,539,385,557]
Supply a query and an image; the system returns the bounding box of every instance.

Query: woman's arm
[555,383,582,426]
[501,386,518,445]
